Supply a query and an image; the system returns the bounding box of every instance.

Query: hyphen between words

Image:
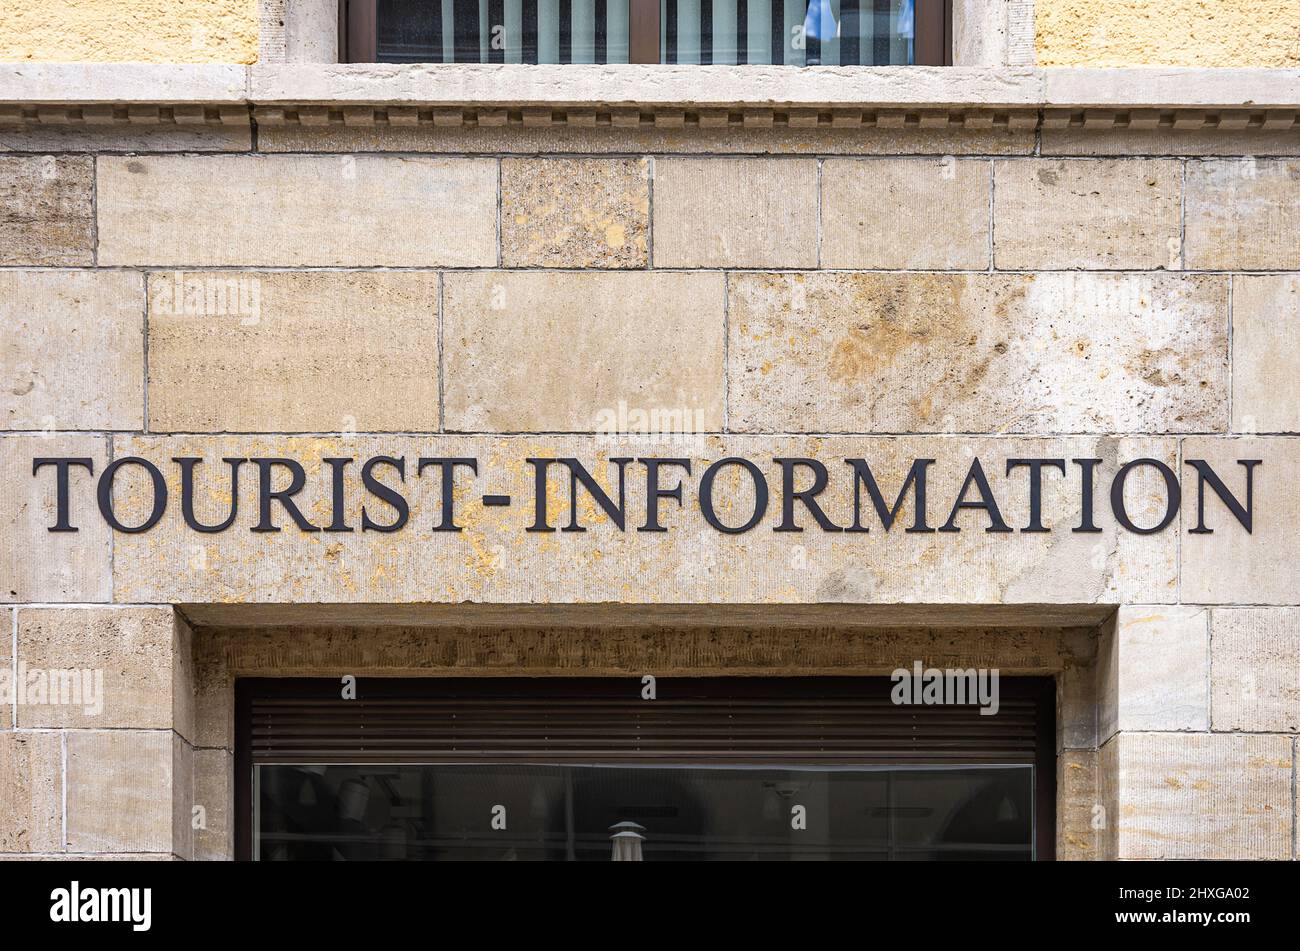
[31,454,1260,536]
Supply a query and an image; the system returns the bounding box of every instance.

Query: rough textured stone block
[172,735,194,861]
[193,748,232,861]
[66,730,177,853]
[0,155,93,265]
[1181,436,1297,604]
[821,158,990,269]
[1109,732,1292,860]
[1185,159,1300,270]
[1057,631,1099,751]
[106,434,1176,605]
[0,270,144,431]
[1096,737,1118,860]
[1057,750,1099,861]
[0,126,252,153]
[1211,607,1300,733]
[0,434,111,603]
[993,159,1182,269]
[98,154,497,266]
[1231,275,1300,434]
[258,123,1033,157]
[0,608,8,726]
[728,272,1227,434]
[16,607,191,735]
[501,157,649,268]
[146,271,439,433]
[0,732,62,853]
[1098,606,1208,740]
[1041,128,1300,159]
[652,158,818,267]
[444,272,725,432]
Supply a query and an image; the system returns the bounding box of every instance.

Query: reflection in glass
[662,0,914,65]
[255,763,1033,861]
[374,0,916,65]
[376,0,632,63]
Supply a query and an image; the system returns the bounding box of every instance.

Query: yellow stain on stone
[0,0,259,63]
[1036,0,1300,67]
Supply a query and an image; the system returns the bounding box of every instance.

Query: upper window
[342,0,951,65]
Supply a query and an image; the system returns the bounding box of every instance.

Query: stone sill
[0,63,1297,111]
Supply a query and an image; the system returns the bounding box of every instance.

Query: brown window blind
[238,676,1052,765]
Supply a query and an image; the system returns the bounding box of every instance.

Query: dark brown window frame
[236,675,1054,860]
[340,0,952,65]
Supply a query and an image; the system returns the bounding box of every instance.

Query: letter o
[699,458,769,534]
[1110,458,1179,535]
[97,457,168,533]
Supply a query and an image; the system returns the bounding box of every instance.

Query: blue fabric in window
[898,0,913,39]
[802,0,838,42]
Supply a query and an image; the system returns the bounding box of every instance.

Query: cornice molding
[0,64,1297,135]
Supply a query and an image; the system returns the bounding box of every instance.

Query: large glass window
[238,677,1053,861]
[374,0,632,64]
[255,763,1034,861]
[662,0,915,65]
[346,0,948,64]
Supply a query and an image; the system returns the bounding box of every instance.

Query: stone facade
[0,59,1298,861]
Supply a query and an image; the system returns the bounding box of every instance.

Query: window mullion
[629,0,661,62]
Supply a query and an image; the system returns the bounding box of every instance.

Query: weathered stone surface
[106,434,1176,605]
[1210,607,1300,733]
[16,607,188,734]
[0,126,252,153]
[728,272,1227,434]
[171,734,194,860]
[443,272,725,432]
[1107,732,1292,860]
[993,159,1181,269]
[244,64,1300,110]
[1041,129,1300,158]
[1058,627,1100,750]
[1185,159,1300,270]
[1180,436,1298,604]
[0,732,62,853]
[248,63,1047,108]
[1231,275,1300,434]
[194,621,1093,679]
[182,602,1115,629]
[97,154,497,266]
[256,123,1034,156]
[193,647,232,750]
[1,270,144,431]
[0,63,248,102]
[821,158,990,269]
[1098,606,1209,740]
[0,608,9,726]
[193,748,232,861]
[1096,737,1118,859]
[66,730,177,853]
[146,271,439,432]
[0,434,111,603]
[1057,750,1099,861]
[501,158,649,268]
[0,156,93,265]
[653,158,818,267]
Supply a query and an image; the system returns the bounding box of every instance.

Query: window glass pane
[255,763,1032,861]
[377,0,631,63]
[659,0,915,65]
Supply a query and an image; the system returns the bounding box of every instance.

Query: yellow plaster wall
[0,0,259,64]
[1036,0,1300,67]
